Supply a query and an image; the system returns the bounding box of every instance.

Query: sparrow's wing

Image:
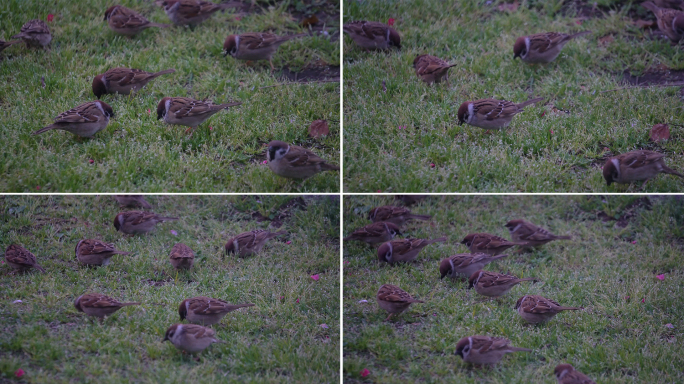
[281,146,328,167]
[618,150,666,170]
[54,102,105,124]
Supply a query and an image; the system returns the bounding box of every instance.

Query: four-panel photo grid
[2,0,683,383]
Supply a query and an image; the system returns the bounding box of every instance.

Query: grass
[343,195,684,383]
[0,195,340,383]
[0,0,340,192]
[343,0,684,192]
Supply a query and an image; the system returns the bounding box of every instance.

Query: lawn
[343,0,684,192]
[0,195,340,383]
[0,0,340,192]
[343,195,684,383]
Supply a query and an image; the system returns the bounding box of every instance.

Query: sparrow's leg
[184,126,196,135]
[269,59,274,72]
[384,313,394,321]
[640,178,652,190]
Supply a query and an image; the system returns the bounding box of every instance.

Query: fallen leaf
[650,124,670,142]
[641,298,645,303]
[15,369,24,378]
[47,14,54,22]
[387,18,395,26]
[308,119,329,138]
[598,35,614,46]
[296,298,300,303]
[301,15,319,27]
[36,186,40,190]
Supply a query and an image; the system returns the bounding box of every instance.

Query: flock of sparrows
[2,1,338,181]
[345,200,597,383]
[3,195,294,356]
[343,1,684,190]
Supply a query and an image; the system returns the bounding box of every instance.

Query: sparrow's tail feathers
[558,306,581,311]
[407,214,432,221]
[152,69,176,77]
[321,163,340,171]
[121,302,141,307]
[428,237,448,244]
[218,102,242,109]
[569,30,592,39]
[149,22,171,28]
[34,264,47,273]
[157,216,179,222]
[509,347,533,352]
[554,235,573,240]
[663,166,684,178]
[517,97,544,108]
[33,125,58,135]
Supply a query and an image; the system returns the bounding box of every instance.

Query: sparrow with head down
[343,222,402,245]
[513,31,591,64]
[376,284,424,321]
[266,141,339,180]
[455,335,532,365]
[377,237,447,263]
[603,149,684,189]
[343,20,401,50]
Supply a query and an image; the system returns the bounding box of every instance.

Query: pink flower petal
[279,296,284,300]
[262,160,268,165]
[147,109,151,114]
[550,130,554,134]
[320,323,329,329]
[387,18,395,26]
[576,20,582,25]
[377,190,382,193]
[311,274,320,281]
[665,323,674,329]
[286,241,291,245]
[13,300,22,304]
[540,111,545,117]
[36,186,40,190]
[209,126,213,131]
[170,230,178,236]
[631,240,637,244]
[625,296,629,300]
[657,274,665,280]
[430,163,435,168]
[344,261,349,265]
[641,298,645,303]
[360,368,370,378]
[296,298,300,303]
[89,159,94,164]
[15,369,24,378]
[47,14,54,22]
[235,16,241,21]
[358,299,368,303]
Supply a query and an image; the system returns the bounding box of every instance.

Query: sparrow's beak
[223,51,228,58]
[162,336,168,342]
[440,273,446,280]
[513,54,520,60]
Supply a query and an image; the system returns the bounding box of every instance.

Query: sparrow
[32,101,115,137]
[603,149,684,188]
[504,219,572,249]
[376,284,424,321]
[92,67,176,98]
[513,31,592,63]
[457,98,544,130]
[515,295,581,324]
[266,141,340,179]
[223,33,307,71]
[377,237,447,263]
[394,195,428,205]
[343,222,402,245]
[439,253,509,280]
[368,205,431,227]
[157,0,236,26]
[74,293,140,319]
[12,19,52,47]
[651,0,684,10]
[4,244,46,273]
[157,97,241,134]
[455,335,532,365]
[343,20,401,50]
[163,323,221,354]
[468,270,536,298]
[0,39,22,53]
[113,211,179,234]
[642,1,684,43]
[75,239,130,266]
[224,229,287,257]
[103,5,170,36]
[169,242,194,269]
[179,296,255,325]
[112,195,152,209]
[554,364,596,384]
[461,233,527,256]
[413,54,458,85]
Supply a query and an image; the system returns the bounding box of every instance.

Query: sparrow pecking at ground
[468,270,536,298]
[603,150,684,189]
[157,0,237,26]
[4,244,46,273]
[113,211,179,235]
[103,5,170,36]
[554,364,596,384]
[93,67,175,98]
[455,335,532,365]
[461,233,527,256]
[457,97,544,130]
[74,293,140,320]
[642,1,684,43]
[169,243,194,269]
[439,253,509,280]
[224,229,287,257]
[266,141,339,180]
[223,32,307,71]
[504,219,572,249]
[515,295,581,324]
[12,19,52,47]
[75,239,130,266]
[513,31,591,63]
[343,20,401,50]
[413,54,458,84]
[377,237,447,263]
[343,222,402,245]
[179,296,255,326]
[376,284,424,321]
[157,97,241,134]
[368,205,431,227]
[163,323,222,354]
[33,101,114,137]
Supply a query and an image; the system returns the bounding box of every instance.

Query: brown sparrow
[32,100,115,137]
[179,296,255,325]
[157,0,235,26]
[169,243,194,269]
[163,323,221,354]
[113,211,179,234]
[266,141,339,179]
[457,98,543,130]
[224,229,286,257]
[642,1,684,43]
[93,67,176,98]
[368,205,431,227]
[343,222,402,245]
[157,97,241,134]
[4,244,46,273]
[504,219,571,249]
[455,335,532,365]
[515,295,580,324]
[0,39,22,53]
[104,5,170,36]
[12,19,52,47]
[376,284,424,321]
[652,0,684,10]
[75,239,130,266]
[603,149,684,188]
[513,31,591,63]
[377,237,447,263]
[394,195,428,205]
[468,270,536,298]
[439,253,509,280]
[554,364,596,384]
[413,54,458,85]
[74,293,140,319]
[112,195,152,209]
[223,33,307,71]
[461,233,527,256]
[343,20,401,50]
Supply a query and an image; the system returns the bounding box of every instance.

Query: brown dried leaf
[650,124,670,142]
[301,15,319,27]
[598,35,614,46]
[308,119,329,138]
